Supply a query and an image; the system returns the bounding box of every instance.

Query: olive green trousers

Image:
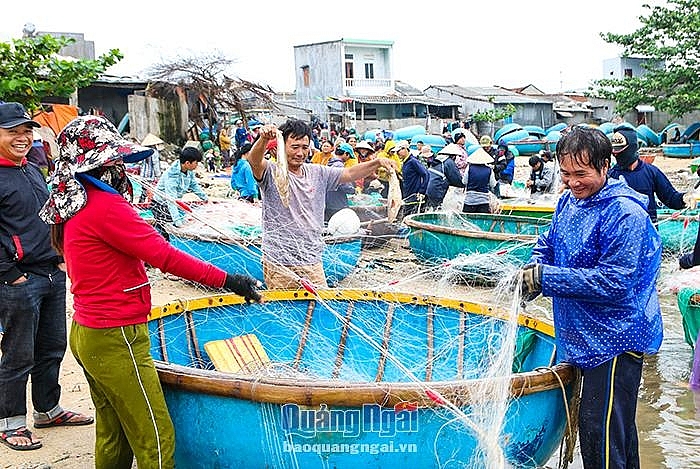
[70,321,175,469]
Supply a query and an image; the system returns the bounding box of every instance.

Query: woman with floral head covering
[39,116,262,469]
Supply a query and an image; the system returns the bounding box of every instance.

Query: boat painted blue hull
[149,291,576,468]
[494,123,523,143]
[408,134,447,153]
[636,124,660,146]
[169,235,362,287]
[403,212,552,265]
[161,382,568,468]
[661,143,700,158]
[393,125,427,141]
[510,140,549,156]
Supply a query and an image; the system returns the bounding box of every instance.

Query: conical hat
[437,143,464,156]
[468,147,494,165]
[141,133,164,147]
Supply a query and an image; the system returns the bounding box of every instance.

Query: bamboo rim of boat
[151,289,574,408]
[498,204,555,214]
[403,213,549,243]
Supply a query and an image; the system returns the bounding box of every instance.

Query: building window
[624,68,633,78]
[364,63,374,79]
[345,62,354,79]
[301,66,310,87]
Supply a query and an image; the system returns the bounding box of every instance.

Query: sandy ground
[1,154,695,469]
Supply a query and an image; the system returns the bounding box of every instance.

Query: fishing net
[130,173,577,469]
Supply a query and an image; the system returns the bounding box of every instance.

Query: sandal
[34,410,94,428]
[0,427,42,451]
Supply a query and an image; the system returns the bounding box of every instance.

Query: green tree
[472,104,518,124]
[472,103,517,136]
[592,0,700,117]
[0,34,122,111]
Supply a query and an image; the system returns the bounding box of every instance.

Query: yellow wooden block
[204,334,271,373]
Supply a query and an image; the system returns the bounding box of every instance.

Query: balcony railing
[345,78,392,88]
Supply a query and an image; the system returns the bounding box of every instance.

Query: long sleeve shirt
[65,185,226,328]
[608,160,685,222]
[154,161,208,226]
[529,178,663,369]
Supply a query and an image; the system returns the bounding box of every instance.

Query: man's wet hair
[555,126,611,172]
[179,146,203,164]
[278,119,312,142]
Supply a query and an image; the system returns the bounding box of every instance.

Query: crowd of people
[3,103,700,469]
[203,118,549,222]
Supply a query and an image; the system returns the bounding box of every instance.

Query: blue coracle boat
[148,289,577,468]
[661,142,700,158]
[162,200,362,287]
[403,212,552,265]
[409,133,447,153]
[168,232,361,287]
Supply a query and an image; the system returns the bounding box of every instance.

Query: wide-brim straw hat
[141,133,165,147]
[468,147,494,165]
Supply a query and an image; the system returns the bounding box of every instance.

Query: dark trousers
[462,203,491,214]
[425,197,443,211]
[579,352,643,469]
[403,194,424,217]
[0,269,67,429]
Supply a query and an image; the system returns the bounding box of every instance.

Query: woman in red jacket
[39,116,261,469]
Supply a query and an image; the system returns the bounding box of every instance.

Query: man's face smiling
[559,152,608,199]
[0,123,34,164]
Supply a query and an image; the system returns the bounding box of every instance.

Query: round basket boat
[149,289,577,468]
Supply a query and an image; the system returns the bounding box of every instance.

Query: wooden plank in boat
[204,334,271,373]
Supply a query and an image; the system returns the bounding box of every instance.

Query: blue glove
[520,263,542,302]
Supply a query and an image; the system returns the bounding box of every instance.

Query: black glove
[679,252,696,270]
[224,274,262,303]
[520,263,542,302]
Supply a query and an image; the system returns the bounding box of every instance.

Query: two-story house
[293,38,458,132]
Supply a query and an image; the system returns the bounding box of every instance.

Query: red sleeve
[99,195,227,288]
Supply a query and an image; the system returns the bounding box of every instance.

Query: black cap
[0,102,40,129]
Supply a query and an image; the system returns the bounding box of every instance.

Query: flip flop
[34,410,94,428]
[0,428,42,451]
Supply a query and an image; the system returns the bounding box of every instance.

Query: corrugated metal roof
[427,85,552,104]
[94,74,148,86]
[340,95,459,107]
[394,80,425,96]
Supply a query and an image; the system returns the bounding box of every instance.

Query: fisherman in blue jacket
[608,125,691,223]
[395,140,428,216]
[519,126,663,469]
[425,143,465,210]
